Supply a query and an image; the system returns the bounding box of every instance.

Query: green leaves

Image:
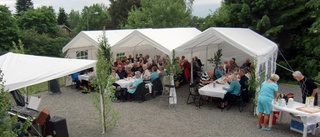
[16,6,58,36]
[124,0,192,28]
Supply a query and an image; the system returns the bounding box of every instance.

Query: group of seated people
[111,54,170,101]
[199,58,253,109]
[70,68,96,91]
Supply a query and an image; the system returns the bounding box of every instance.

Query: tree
[57,7,69,27]
[124,0,192,28]
[15,0,33,14]
[91,28,119,133]
[67,10,80,30]
[17,6,58,36]
[206,0,318,80]
[0,70,32,136]
[0,5,19,54]
[74,4,111,33]
[18,29,70,57]
[108,0,141,29]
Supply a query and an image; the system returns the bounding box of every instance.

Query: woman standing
[257,74,280,131]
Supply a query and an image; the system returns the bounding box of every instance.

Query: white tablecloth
[198,80,229,99]
[78,74,89,81]
[115,78,135,89]
[270,101,320,137]
[169,77,177,105]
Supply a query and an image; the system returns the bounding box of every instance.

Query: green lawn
[20,77,65,95]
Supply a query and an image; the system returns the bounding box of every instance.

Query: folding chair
[226,90,245,112]
[151,78,163,98]
[186,80,203,108]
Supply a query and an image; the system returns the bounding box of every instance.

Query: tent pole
[24,87,27,108]
[206,45,208,71]
[190,48,194,83]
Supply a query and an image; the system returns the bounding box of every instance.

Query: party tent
[0,52,97,91]
[174,27,278,78]
[111,28,202,59]
[62,29,137,60]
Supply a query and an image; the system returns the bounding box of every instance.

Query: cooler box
[290,116,315,134]
[260,111,280,125]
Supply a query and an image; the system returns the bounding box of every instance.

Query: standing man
[292,71,318,106]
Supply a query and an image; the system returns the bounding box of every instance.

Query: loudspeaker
[49,116,69,137]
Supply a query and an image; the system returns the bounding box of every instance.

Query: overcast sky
[0,0,221,17]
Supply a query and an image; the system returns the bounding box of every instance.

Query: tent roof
[111,28,202,55]
[62,29,137,52]
[174,27,278,57]
[0,52,96,91]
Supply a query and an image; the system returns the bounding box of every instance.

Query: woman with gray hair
[257,74,280,131]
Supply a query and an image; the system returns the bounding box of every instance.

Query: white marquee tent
[111,28,202,59]
[0,52,96,91]
[174,27,278,79]
[62,29,137,60]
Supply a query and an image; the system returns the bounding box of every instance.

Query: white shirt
[142,69,151,80]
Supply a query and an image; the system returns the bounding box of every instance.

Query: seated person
[241,58,251,69]
[127,71,143,94]
[158,66,167,82]
[131,63,140,73]
[199,70,214,87]
[239,69,249,103]
[111,68,120,81]
[219,74,241,109]
[141,64,151,81]
[150,66,159,82]
[116,64,127,79]
[215,65,225,79]
[70,72,81,90]
[126,69,134,78]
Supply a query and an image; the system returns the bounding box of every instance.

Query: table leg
[312,123,317,135]
[302,124,308,137]
[278,111,282,123]
[269,111,274,128]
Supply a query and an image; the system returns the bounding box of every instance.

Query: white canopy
[0,52,97,91]
[62,29,137,53]
[175,27,278,77]
[111,28,202,57]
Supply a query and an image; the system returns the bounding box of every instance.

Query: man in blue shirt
[215,65,225,79]
[70,72,81,90]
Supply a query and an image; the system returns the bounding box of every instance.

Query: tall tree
[15,0,33,14]
[108,0,141,29]
[57,7,69,27]
[17,6,58,36]
[67,10,80,30]
[124,0,192,28]
[0,5,19,54]
[74,4,111,33]
[206,0,318,79]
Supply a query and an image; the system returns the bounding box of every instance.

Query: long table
[270,101,320,137]
[115,78,135,89]
[198,80,229,98]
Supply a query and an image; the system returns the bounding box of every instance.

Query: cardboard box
[290,116,315,134]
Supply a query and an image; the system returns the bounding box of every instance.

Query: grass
[20,77,65,95]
